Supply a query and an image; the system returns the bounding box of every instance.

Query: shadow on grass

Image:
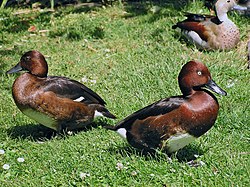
[7,124,57,141]
[122,0,199,23]
[107,143,205,162]
[1,3,100,35]
[7,119,109,141]
[124,0,190,17]
[70,3,102,14]
[175,145,206,162]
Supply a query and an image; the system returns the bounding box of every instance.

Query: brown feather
[175,21,209,42]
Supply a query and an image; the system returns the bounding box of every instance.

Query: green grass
[0,1,249,186]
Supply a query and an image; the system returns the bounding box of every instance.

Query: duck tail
[101,109,117,119]
[103,125,117,131]
[90,104,116,119]
[172,24,178,29]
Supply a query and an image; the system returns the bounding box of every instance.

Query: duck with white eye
[6,50,116,132]
[105,61,227,154]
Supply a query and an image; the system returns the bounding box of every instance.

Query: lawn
[0,1,249,186]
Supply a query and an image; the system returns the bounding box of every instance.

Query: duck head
[178,61,227,97]
[215,0,246,21]
[6,50,48,77]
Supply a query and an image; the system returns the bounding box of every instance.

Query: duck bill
[205,79,227,96]
[6,63,23,74]
[232,4,248,11]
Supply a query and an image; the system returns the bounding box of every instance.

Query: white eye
[197,71,202,76]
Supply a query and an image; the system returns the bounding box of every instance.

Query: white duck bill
[232,4,248,11]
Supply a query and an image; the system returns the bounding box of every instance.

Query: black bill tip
[6,63,23,74]
[205,79,227,96]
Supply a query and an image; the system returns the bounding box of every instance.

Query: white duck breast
[164,133,196,153]
[22,108,58,131]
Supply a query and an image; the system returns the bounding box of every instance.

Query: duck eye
[197,71,202,76]
[25,56,31,61]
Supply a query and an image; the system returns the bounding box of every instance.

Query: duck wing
[172,12,222,42]
[106,96,184,130]
[184,12,222,24]
[42,76,106,105]
[183,12,215,22]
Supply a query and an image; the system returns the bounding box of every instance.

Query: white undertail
[117,128,127,139]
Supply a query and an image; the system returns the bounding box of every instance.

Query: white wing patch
[164,133,196,153]
[117,128,127,139]
[73,96,85,102]
[22,108,58,131]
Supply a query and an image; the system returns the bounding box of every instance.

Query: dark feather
[172,12,222,30]
[183,12,209,21]
[42,76,106,105]
[183,12,222,25]
[109,96,184,130]
[173,21,209,42]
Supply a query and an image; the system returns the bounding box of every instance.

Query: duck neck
[180,86,195,97]
[216,11,228,22]
[215,2,229,22]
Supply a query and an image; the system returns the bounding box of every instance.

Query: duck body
[172,0,241,50]
[105,61,227,153]
[7,50,116,132]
